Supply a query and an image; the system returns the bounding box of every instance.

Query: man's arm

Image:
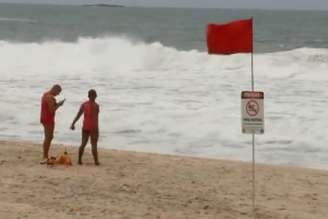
[95,104,100,115]
[70,105,83,130]
[46,95,64,113]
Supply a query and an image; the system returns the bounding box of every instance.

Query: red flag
[207,18,253,55]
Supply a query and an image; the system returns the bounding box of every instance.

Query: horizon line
[0,2,327,12]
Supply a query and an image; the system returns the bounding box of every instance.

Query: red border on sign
[241,91,264,99]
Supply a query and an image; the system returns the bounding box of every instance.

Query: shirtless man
[40,84,65,164]
[70,89,100,165]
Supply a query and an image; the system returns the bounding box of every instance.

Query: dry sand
[0,140,328,219]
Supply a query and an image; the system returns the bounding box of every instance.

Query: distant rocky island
[82,4,125,8]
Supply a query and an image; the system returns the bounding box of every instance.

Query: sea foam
[0,36,328,169]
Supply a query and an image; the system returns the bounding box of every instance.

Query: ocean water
[0,3,328,169]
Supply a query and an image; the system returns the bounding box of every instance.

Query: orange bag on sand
[47,151,73,166]
[47,157,57,165]
[56,151,73,166]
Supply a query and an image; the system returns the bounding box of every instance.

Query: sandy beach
[0,140,328,219]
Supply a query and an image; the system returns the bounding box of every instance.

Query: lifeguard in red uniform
[40,84,65,164]
[71,89,100,165]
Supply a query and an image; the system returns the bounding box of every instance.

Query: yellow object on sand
[47,151,72,166]
[56,151,73,166]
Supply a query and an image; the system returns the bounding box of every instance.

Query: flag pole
[252,132,255,218]
[251,50,254,91]
[250,17,256,219]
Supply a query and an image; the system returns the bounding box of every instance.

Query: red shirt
[40,92,55,125]
[82,100,99,131]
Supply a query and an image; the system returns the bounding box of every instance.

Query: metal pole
[252,133,256,219]
[251,17,256,219]
[251,17,254,92]
[251,52,254,91]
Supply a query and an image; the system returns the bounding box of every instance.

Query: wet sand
[0,140,328,219]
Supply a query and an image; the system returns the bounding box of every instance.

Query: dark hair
[88,89,97,98]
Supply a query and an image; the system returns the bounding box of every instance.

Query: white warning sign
[241,91,264,134]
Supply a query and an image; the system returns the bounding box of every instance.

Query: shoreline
[1,140,328,218]
[2,138,327,171]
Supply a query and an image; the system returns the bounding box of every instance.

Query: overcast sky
[1,0,328,10]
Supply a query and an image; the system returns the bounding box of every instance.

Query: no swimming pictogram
[246,100,259,116]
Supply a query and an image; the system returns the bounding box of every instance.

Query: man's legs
[42,123,54,161]
[78,130,89,165]
[90,131,99,165]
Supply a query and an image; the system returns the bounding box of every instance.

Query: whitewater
[1,36,328,169]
